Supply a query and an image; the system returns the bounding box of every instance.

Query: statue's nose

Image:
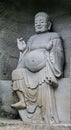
[37,21,41,26]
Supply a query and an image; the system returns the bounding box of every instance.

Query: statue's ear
[48,21,52,30]
[17,38,20,50]
[17,38,19,45]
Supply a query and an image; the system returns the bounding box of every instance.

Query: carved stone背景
[11,12,64,124]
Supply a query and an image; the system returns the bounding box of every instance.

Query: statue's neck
[36,30,49,34]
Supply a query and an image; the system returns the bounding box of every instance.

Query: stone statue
[11,12,64,124]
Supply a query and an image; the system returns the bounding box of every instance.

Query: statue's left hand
[46,41,53,50]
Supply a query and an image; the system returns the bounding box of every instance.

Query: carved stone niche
[0,12,71,130]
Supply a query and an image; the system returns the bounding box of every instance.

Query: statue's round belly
[24,50,46,72]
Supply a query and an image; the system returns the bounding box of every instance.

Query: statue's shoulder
[52,32,60,37]
[28,35,36,41]
[27,35,36,45]
[47,32,60,39]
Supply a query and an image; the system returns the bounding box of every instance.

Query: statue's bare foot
[11,101,26,110]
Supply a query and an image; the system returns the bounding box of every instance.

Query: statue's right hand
[17,37,25,44]
[17,37,26,51]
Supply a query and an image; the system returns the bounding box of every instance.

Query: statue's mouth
[37,26,42,29]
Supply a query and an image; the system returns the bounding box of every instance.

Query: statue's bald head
[35,12,51,33]
[35,12,49,20]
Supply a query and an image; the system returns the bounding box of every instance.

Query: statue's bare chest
[27,34,51,50]
[33,35,51,45]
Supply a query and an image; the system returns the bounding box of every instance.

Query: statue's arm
[17,38,28,68]
[49,37,64,77]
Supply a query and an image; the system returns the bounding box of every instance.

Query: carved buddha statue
[11,12,64,124]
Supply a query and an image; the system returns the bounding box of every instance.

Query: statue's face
[35,16,48,33]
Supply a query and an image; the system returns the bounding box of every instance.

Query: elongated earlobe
[48,21,52,30]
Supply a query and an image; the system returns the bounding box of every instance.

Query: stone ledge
[0,118,71,130]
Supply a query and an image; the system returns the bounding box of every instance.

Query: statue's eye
[35,22,38,24]
[41,21,44,23]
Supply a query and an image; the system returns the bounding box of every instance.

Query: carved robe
[12,32,64,123]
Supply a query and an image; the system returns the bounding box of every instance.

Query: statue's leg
[11,80,27,109]
[11,91,26,109]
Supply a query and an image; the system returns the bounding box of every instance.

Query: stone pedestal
[0,118,71,130]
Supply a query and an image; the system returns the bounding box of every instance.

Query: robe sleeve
[49,37,64,77]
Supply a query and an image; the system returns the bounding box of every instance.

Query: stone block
[0,119,71,130]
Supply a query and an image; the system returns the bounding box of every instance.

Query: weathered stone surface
[0,80,18,119]
[0,118,71,130]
